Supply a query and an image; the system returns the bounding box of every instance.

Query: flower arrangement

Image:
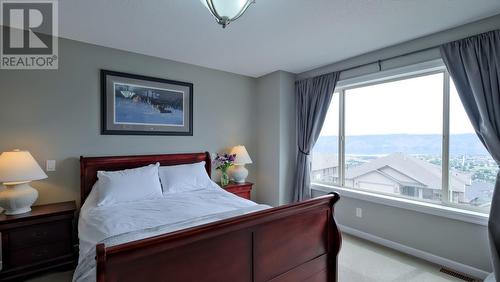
[214,153,236,186]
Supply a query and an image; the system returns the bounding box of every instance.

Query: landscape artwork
[114,83,184,126]
[101,70,193,136]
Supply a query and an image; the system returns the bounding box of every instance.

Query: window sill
[312,183,489,226]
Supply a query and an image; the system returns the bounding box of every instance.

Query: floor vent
[439,268,476,282]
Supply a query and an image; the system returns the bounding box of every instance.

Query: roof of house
[311,153,339,171]
[345,153,470,192]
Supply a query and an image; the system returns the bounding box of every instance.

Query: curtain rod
[324,28,498,77]
[300,28,499,80]
[338,45,440,74]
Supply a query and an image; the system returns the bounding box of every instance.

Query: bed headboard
[80,152,211,204]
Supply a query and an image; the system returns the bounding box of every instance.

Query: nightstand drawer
[221,182,253,200]
[233,191,251,199]
[9,241,71,268]
[234,192,250,200]
[8,220,71,249]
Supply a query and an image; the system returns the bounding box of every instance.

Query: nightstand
[0,201,76,281]
[220,182,253,200]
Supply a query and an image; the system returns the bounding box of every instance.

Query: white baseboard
[338,224,490,280]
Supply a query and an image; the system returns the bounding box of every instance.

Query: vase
[220,170,230,186]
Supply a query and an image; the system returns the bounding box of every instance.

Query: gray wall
[0,38,258,206]
[313,189,491,272]
[278,72,296,205]
[303,15,500,274]
[255,71,296,206]
[255,72,281,205]
[298,13,500,81]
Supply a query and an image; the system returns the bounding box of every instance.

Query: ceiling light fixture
[200,0,255,28]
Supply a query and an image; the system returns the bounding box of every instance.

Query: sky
[320,73,475,136]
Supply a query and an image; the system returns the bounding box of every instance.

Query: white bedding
[78,181,265,263]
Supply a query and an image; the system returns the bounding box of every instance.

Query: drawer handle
[31,231,48,238]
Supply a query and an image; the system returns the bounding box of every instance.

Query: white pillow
[159,161,213,194]
[96,163,163,206]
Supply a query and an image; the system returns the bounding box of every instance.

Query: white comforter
[75,182,270,282]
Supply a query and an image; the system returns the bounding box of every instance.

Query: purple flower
[214,152,236,171]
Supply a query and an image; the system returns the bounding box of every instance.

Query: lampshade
[230,145,253,165]
[0,150,47,184]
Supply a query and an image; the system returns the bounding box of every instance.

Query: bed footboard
[96,193,341,282]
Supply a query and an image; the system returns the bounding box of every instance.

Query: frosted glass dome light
[200,0,255,28]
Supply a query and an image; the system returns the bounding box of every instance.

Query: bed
[76,152,341,282]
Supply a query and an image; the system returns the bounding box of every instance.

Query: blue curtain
[293,72,339,201]
[440,30,500,280]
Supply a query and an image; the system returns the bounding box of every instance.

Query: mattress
[77,182,263,263]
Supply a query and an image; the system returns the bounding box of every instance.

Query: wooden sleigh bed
[80,152,342,282]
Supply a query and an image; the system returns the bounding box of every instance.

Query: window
[344,73,443,202]
[312,62,495,212]
[312,93,340,185]
[449,81,498,209]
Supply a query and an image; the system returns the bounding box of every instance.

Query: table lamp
[0,150,47,215]
[229,145,253,183]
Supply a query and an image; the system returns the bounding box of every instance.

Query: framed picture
[101,70,193,136]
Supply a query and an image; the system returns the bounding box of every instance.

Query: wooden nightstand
[220,182,253,200]
[0,201,76,281]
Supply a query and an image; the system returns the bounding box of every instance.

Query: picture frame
[101,70,193,136]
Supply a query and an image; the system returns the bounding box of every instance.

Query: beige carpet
[339,234,471,282]
[27,233,470,282]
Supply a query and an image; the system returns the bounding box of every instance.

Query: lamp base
[231,164,248,183]
[0,182,38,215]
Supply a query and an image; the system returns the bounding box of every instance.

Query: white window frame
[312,59,491,223]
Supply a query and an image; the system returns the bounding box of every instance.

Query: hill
[314,134,488,156]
